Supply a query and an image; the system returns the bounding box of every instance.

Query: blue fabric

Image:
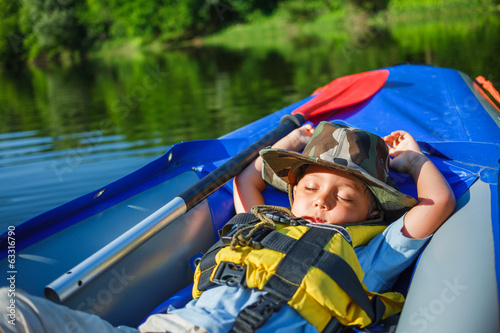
[355,216,431,292]
[172,215,430,333]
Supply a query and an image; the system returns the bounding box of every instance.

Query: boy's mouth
[303,216,326,223]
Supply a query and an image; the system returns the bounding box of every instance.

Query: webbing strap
[231,293,283,333]
[261,230,384,322]
[231,227,336,332]
[322,317,351,333]
[199,214,260,291]
[197,239,225,291]
[259,230,295,254]
[201,213,388,331]
[322,298,387,333]
[220,213,260,237]
[316,251,386,324]
[264,227,336,299]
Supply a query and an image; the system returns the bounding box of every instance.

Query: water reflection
[0,13,499,227]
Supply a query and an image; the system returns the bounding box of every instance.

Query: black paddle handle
[179,114,305,210]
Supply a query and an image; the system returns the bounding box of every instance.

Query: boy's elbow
[437,189,456,220]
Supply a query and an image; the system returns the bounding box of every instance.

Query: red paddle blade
[292,69,389,119]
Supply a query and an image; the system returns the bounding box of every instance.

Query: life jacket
[192,207,405,332]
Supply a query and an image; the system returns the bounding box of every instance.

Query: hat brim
[260,148,417,212]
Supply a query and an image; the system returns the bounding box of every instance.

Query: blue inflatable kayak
[1,64,499,332]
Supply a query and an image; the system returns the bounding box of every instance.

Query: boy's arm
[233,125,314,214]
[383,131,456,239]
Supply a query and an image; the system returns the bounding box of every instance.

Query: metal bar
[45,197,187,303]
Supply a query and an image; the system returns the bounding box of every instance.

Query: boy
[0,122,455,333]
[140,122,455,332]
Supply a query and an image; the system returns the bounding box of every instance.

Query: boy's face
[291,165,374,224]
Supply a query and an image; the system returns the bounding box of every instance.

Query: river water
[1,12,499,229]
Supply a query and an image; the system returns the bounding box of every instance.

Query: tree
[0,0,25,68]
[20,0,88,63]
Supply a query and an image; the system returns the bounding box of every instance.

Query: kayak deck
[0,64,498,330]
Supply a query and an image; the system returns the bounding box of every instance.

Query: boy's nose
[314,194,334,210]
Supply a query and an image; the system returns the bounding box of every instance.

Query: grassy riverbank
[2,0,498,67]
[199,0,498,51]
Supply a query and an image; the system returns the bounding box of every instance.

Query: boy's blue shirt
[172,215,430,333]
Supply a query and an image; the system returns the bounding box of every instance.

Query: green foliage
[0,0,498,67]
[75,0,113,48]
[279,0,332,22]
[388,0,497,11]
[154,0,207,40]
[107,0,158,38]
[230,0,280,17]
[19,0,88,62]
[350,0,389,12]
[0,0,24,68]
[81,0,208,42]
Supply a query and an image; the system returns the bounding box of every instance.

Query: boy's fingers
[300,124,314,136]
[382,135,394,144]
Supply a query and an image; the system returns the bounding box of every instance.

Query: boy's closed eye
[303,185,319,192]
[336,187,362,203]
[299,183,357,203]
[337,194,355,203]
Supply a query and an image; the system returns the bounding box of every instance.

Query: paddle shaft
[179,114,305,210]
[45,114,304,303]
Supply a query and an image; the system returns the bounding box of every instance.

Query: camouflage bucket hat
[260,121,417,213]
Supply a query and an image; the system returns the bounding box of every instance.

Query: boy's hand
[383,131,427,175]
[383,130,455,239]
[234,124,314,214]
[275,124,314,152]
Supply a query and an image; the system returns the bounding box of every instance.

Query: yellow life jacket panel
[193,211,405,332]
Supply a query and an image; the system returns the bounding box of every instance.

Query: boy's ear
[369,209,381,219]
[290,185,297,205]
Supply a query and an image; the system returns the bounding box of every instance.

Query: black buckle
[249,228,273,249]
[263,210,308,226]
[221,227,274,249]
[232,293,284,332]
[213,261,246,287]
